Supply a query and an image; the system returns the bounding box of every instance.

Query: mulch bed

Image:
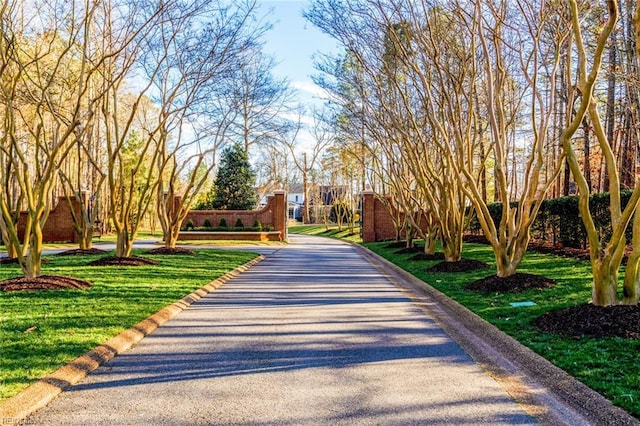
[0,257,49,265]
[144,247,195,255]
[465,272,556,293]
[0,274,93,292]
[384,241,409,249]
[426,258,490,273]
[395,246,424,255]
[533,304,640,338]
[56,248,108,256]
[408,252,445,261]
[88,256,160,266]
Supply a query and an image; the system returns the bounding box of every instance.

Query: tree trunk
[302,160,310,224]
[164,226,180,249]
[563,157,571,195]
[582,116,592,191]
[24,251,42,279]
[494,239,528,278]
[424,232,436,255]
[115,230,133,258]
[591,258,620,306]
[622,210,640,304]
[495,253,517,278]
[603,29,618,193]
[22,224,44,278]
[2,231,18,258]
[78,224,93,250]
[622,0,639,189]
[441,229,462,263]
[405,225,414,249]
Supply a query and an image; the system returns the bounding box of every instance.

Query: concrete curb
[0,254,265,424]
[353,244,639,425]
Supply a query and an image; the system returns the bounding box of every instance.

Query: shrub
[253,219,263,231]
[183,218,195,231]
[203,218,212,228]
[219,218,228,228]
[235,218,244,228]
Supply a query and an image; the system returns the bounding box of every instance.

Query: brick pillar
[362,190,376,243]
[272,190,287,241]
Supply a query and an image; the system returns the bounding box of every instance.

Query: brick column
[362,190,376,243]
[272,190,287,241]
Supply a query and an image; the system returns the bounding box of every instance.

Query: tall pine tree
[211,143,257,210]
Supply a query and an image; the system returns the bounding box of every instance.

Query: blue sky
[259,1,341,108]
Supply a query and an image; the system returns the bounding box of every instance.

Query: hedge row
[182,218,273,232]
[467,190,634,249]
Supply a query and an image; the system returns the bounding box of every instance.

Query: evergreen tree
[211,144,257,210]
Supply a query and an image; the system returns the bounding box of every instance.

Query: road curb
[0,254,265,424]
[353,243,639,426]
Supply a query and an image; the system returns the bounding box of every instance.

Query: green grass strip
[0,249,257,401]
[288,224,361,243]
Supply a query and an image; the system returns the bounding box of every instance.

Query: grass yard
[0,248,257,401]
[289,225,640,418]
[288,224,361,243]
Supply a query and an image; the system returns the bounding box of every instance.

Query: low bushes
[467,190,634,249]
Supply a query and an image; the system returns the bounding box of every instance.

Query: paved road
[26,235,535,425]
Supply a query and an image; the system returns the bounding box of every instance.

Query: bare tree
[282,109,334,224]
[559,0,640,306]
[214,47,296,154]
[0,0,154,277]
[151,0,265,249]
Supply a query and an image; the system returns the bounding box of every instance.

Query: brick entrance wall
[361,191,430,243]
[362,191,400,243]
[183,191,288,241]
[17,194,86,243]
[13,191,288,244]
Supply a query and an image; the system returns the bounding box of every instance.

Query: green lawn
[0,248,257,401]
[289,225,640,418]
[288,224,361,243]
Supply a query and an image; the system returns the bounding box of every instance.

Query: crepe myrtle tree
[153,0,265,249]
[0,0,162,277]
[559,0,640,306]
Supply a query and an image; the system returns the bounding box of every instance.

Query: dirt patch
[56,248,108,256]
[0,274,93,292]
[145,247,195,255]
[465,272,556,293]
[408,252,445,261]
[533,304,640,338]
[88,256,160,267]
[427,258,490,273]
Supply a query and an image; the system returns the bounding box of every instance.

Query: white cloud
[291,80,329,102]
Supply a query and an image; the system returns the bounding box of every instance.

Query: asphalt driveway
[21,235,540,425]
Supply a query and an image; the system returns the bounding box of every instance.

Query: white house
[287,184,304,220]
